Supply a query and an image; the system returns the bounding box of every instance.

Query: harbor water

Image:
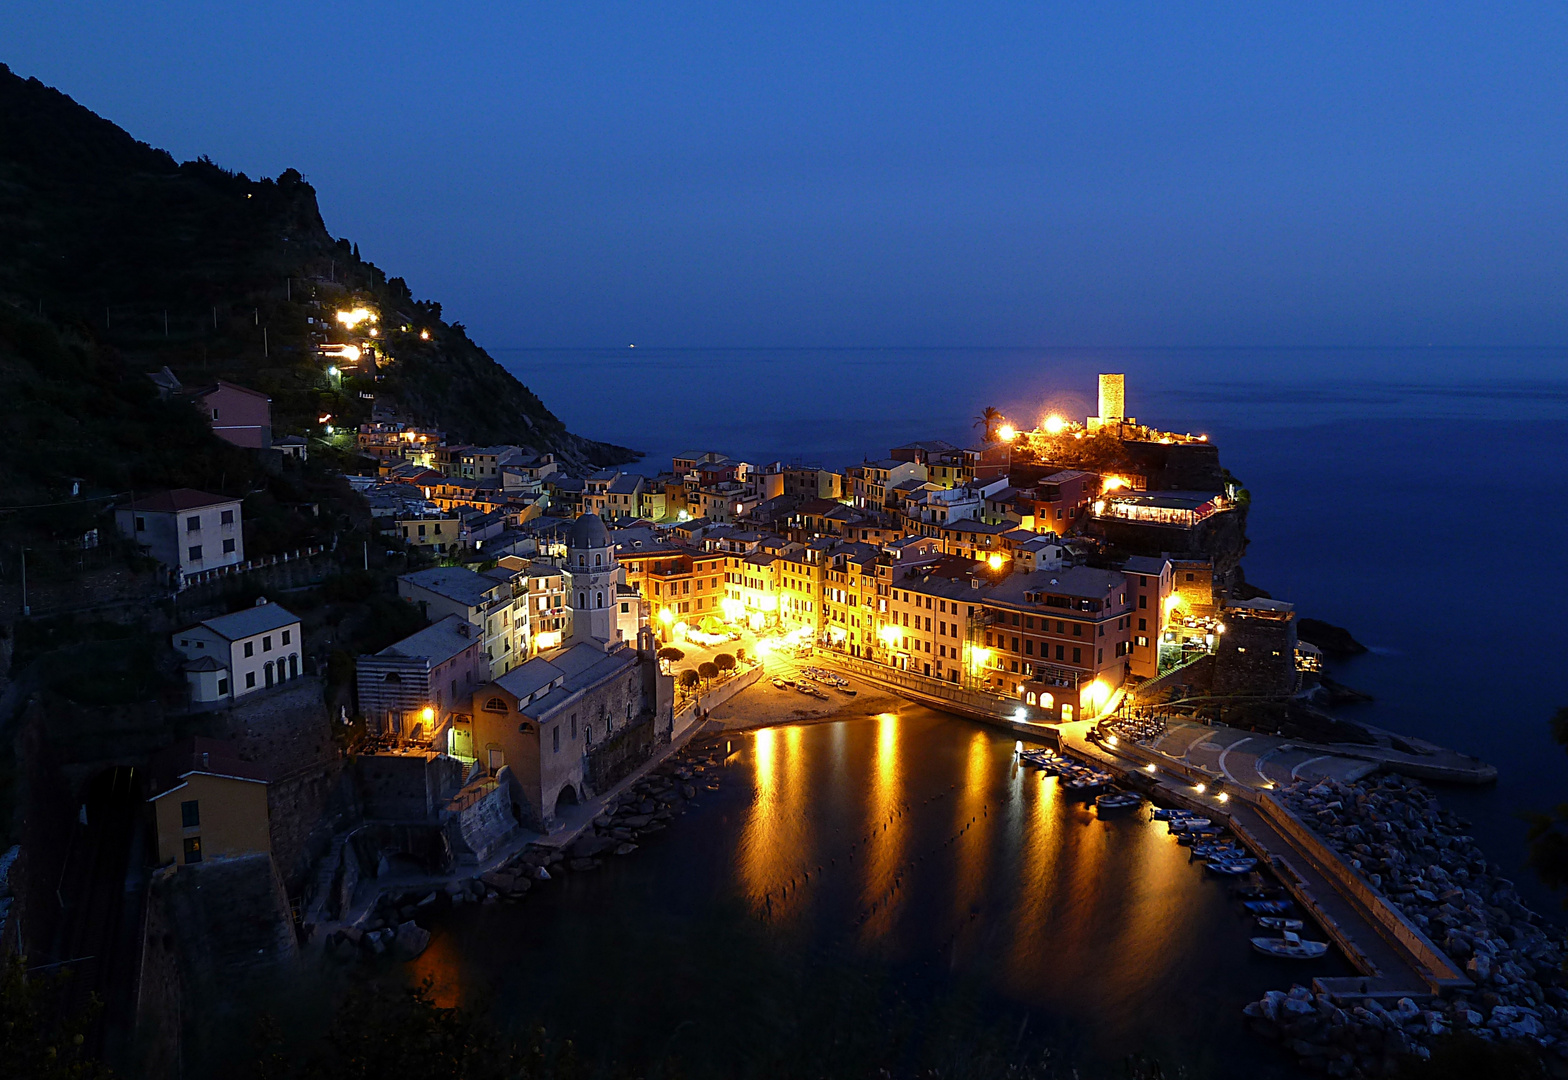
[411,709,1342,1077]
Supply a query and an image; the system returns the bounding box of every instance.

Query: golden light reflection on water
[405,925,464,1008]
[859,712,907,936]
[1094,811,1191,1002]
[738,727,782,906]
[1005,769,1062,981]
[949,729,992,926]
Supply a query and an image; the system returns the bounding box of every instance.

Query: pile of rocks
[324,889,438,962]
[1244,985,1446,1076]
[560,749,719,871]
[1241,774,1567,1073]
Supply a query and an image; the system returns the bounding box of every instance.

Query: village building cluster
[113,367,1308,856]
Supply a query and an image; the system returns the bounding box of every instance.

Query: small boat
[772,677,793,690]
[1095,792,1142,813]
[1250,931,1329,960]
[1206,860,1259,876]
[1232,884,1284,899]
[833,685,858,696]
[1151,808,1195,821]
[1256,917,1305,932]
[1244,899,1292,915]
[1191,847,1245,862]
[1168,818,1213,832]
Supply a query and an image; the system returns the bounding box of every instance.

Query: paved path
[1146,719,1381,787]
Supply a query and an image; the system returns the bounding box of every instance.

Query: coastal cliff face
[0,63,635,471]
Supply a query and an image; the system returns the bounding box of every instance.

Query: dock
[1053,719,1470,1000]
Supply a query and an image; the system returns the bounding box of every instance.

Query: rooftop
[148,737,268,799]
[377,615,480,667]
[124,488,237,513]
[400,566,506,607]
[189,600,300,642]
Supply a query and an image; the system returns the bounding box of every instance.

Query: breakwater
[1241,776,1568,1073]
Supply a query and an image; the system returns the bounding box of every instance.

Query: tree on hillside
[973,406,1003,443]
[0,953,113,1079]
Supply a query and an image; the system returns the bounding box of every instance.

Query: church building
[468,513,672,828]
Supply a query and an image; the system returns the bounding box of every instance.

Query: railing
[179,544,328,590]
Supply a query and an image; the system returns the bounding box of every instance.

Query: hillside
[0,63,636,479]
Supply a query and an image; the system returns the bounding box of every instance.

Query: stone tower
[1097,373,1125,424]
[566,512,617,648]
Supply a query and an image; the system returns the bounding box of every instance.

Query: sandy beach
[699,662,905,733]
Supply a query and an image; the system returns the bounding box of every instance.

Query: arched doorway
[264,661,274,687]
[552,784,580,818]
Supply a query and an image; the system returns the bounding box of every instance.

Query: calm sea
[496,345,1568,910]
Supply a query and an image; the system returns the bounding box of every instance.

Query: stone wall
[158,853,298,983]
[586,714,657,793]
[268,761,359,897]
[354,751,465,821]
[444,766,519,863]
[1211,613,1298,696]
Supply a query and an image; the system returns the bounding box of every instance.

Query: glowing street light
[997,423,1016,442]
[986,552,1005,571]
[658,607,674,625]
[336,307,377,330]
[320,343,362,363]
[421,706,435,724]
[419,329,431,340]
[1043,414,1066,435]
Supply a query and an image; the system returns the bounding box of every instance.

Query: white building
[172,598,302,705]
[398,565,531,679]
[116,489,244,579]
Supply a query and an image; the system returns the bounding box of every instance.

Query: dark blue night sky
[10,3,1568,349]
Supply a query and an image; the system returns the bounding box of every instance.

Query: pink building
[192,381,272,449]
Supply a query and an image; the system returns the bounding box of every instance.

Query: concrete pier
[1053,720,1469,1000]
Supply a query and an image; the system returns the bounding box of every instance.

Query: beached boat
[1256,917,1305,932]
[1250,931,1329,960]
[772,677,793,689]
[1244,899,1292,915]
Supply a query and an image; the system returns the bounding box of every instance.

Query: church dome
[568,512,610,550]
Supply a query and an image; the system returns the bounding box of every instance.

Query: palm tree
[974,406,1003,442]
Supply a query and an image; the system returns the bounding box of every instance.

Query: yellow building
[820,545,891,657]
[777,546,828,634]
[620,545,728,626]
[885,563,987,683]
[147,738,270,868]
